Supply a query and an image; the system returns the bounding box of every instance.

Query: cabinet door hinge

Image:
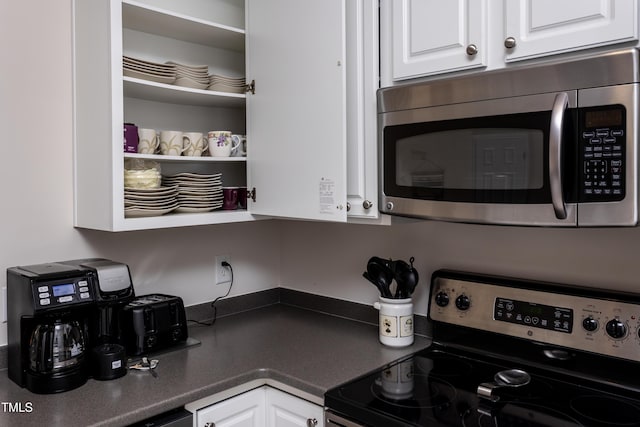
[248,187,257,202]
[245,79,255,94]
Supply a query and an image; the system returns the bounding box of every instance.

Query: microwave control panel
[580,105,626,202]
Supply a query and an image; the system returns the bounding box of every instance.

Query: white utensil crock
[373,297,414,347]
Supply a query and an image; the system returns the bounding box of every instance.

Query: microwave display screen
[395,128,544,191]
[585,109,623,128]
[52,283,75,297]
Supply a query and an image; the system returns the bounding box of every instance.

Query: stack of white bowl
[123,55,177,85]
[162,173,223,213]
[124,167,162,189]
[166,61,210,90]
[208,74,246,93]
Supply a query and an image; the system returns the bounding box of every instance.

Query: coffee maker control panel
[33,276,95,310]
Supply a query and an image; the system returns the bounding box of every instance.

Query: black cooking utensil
[364,257,394,298]
[391,259,409,299]
[393,257,419,298]
[362,271,391,298]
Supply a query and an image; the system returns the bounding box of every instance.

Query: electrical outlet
[215,255,231,285]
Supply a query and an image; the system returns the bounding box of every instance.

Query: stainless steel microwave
[378,49,640,226]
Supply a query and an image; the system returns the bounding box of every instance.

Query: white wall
[0,1,281,347]
[281,220,640,316]
[4,1,640,350]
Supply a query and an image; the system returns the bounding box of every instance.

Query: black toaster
[120,294,188,356]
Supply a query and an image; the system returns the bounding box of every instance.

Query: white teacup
[137,128,159,154]
[160,130,189,156]
[183,132,208,157]
[208,130,239,157]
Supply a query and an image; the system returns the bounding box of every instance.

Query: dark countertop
[0,304,430,426]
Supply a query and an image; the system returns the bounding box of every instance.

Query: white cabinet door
[504,0,638,62]
[390,0,487,80]
[246,0,348,222]
[196,387,266,427]
[265,388,324,427]
[346,0,379,219]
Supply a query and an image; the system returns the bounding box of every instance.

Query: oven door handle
[325,411,366,427]
[550,92,569,220]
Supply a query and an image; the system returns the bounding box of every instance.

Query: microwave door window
[394,128,544,201]
[473,131,543,190]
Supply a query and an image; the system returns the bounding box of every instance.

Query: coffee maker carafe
[29,317,87,382]
[7,262,96,393]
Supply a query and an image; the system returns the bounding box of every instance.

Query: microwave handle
[550,92,568,220]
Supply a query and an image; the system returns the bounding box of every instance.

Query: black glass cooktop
[325,345,640,427]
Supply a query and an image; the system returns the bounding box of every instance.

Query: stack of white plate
[124,185,179,218]
[123,56,177,85]
[162,173,223,213]
[166,61,210,90]
[208,74,246,94]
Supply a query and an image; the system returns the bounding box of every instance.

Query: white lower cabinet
[194,387,324,427]
[196,387,266,427]
[265,388,323,427]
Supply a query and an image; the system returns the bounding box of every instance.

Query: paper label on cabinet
[319,178,335,213]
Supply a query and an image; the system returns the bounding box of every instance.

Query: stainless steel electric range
[325,270,640,426]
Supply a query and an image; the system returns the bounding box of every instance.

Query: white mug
[137,128,159,154]
[231,134,246,157]
[183,132,208,157]
[208,131,239,157]
[160,130,189,156]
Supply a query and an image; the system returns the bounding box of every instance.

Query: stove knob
[582,316,598,332]
[435,292,450,307]
[605,318,627,339]
[455,294,471,311]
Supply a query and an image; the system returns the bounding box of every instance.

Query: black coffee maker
[7,259,135,393]
[7,263,96,394]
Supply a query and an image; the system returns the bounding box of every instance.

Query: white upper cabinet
[245,0,347,222]
[346,0,380,219]
[73,0,380,231]
[504,0,638,62]
[390,0,488,80]
[382,0,638,84]
[73,0,250,231]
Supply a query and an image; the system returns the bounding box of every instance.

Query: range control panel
[494,298,573,334]
[32,276,95,310]
[429,273,640,363]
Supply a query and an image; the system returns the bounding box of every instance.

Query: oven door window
[384,111,576,203]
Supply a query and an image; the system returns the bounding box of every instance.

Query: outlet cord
[188,261,234,327]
